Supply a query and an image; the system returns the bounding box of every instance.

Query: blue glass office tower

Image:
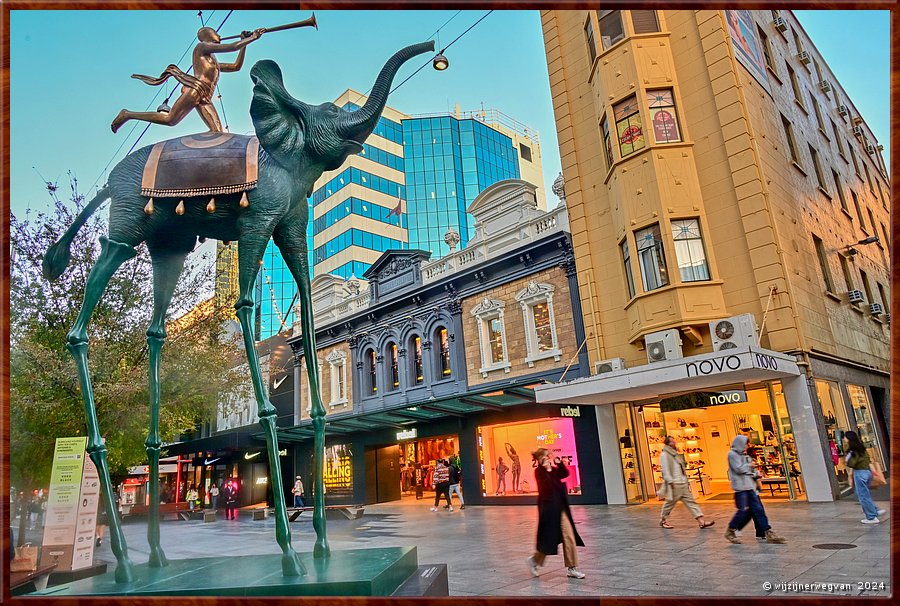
[403,116,520,255]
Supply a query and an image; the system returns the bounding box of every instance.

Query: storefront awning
[265,381,543,444]
[159,428,264,457]
[535,346,801,406]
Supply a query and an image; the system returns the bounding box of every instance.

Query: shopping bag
[11,543,39,572]
[869,462,887,489]
[655,483,669,501]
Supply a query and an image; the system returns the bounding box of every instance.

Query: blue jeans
[448,483,465,506]
[294,494,305,508]
[728,489,771,533]
[853,469,878,520]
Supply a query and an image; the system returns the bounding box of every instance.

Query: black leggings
[433,482,451,507]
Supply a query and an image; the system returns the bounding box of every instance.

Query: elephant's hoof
[111,109,128,134]
[282,550,307,577]
[114,558,136,584]
[149,546,169,568]
[313,540,331,559]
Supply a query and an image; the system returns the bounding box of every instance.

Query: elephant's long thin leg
[144,243,192,567]
[235,234,306,577]
[273,223,330,558]
[66,236,137,584]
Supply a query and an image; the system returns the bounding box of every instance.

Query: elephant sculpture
[42,40,436,583]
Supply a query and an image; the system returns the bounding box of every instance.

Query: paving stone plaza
[26,492,887,598]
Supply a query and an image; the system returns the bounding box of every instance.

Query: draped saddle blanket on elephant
[140,133,260,198]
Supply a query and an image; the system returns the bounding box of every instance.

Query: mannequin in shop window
[505,443,522,494]
[658,436,715,530]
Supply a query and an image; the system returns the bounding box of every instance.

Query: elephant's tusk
[240,192,250,208]
[144,198,155,215]
[207,197,216,213]
[176,200,185,215]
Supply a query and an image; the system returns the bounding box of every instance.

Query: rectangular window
[849,144,861,176]
[584,17,597,66]
[881,223,890,248]
[601,116,614,168]
[519,143,532,162]
[488,317,505,364]
[781,114,800,164]
[811,93,826,132]
[532,302,554,352]
[757,25,775,71]
[859,269,873,303]
[635,224,669,291]
[832,170,848,212]
[792,29,804,54]
[631,10,660,34]
[839,254,855,291]
[813,234,835,293]
[863,162,873,191]
[852,190,867,232]
[439,328,452,377]
[368,350,378,394]
[867,209,878,242]
[599,10,625,49]
[671,219,710,282]
[413,337,424,385]
[787,64,804,108]
[808,144,826,191]
[614,95,645,157]
[831,119,846,157]
[389,343,400,390]
[647,89,681,143]
[876,283,890,314]
[621,239,636,298]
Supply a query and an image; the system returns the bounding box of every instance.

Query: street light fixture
[844,235,880,256]
[433,51,449,71]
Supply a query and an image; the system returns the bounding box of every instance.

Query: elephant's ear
[250,60,308,168]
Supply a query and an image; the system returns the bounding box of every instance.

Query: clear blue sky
[10,10,889,219]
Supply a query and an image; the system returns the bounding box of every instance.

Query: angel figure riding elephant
[43,40,436,583]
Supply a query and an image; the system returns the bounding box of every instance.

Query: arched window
[410,335,424,385]
[366,349,377,394]
[387,342,400,391]
[435,326,452,379]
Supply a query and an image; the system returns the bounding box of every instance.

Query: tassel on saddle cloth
[140,133,259,199]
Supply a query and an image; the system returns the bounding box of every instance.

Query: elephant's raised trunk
[336,41,435,141]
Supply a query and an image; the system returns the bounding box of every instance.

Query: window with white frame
[470,298,511,377]
[670,219,710,282]
[326,349,348,407]
[635,223,669,291]
[515,282,562,366]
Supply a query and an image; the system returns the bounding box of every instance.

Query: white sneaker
[861,518,881,524]
[877,509,887,516]
[526,556,539,577]
[429,507,438,512]
[567,567,586,579]
[448,506,454,512]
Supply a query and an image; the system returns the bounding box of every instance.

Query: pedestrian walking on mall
[186,484,199,511]
[446,458,465,509]
[658,436,714,529]
[430,459,453,512]
[843,431,886,524]
[292,475,305,508]
[209,483,219,510]
[95,499,109,547]
[495,457,509,495]
[724,435,786,544]
[223,480,238,520]
[526,448,586,580]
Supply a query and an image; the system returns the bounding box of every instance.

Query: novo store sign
[660,389,747,413]
[685,352,779,378]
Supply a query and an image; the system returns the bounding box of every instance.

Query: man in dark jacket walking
[724,435,786,544]
[430,459,453,512]
[526,448,585,579]
[446,459,465,509]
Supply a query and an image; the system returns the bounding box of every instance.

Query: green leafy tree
[11,176,248,491]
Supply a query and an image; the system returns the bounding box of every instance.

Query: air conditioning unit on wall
[595,358,627,374]
[869,303,884,316]
[819,80,832,93]
[773,17,788,32]
[837,105,849,117]
[852,125,864,137]
[847,289,865,304]
[797,51,811,65]
[644,329,683,363]
[709,314,759,351]
[865,144,876,154]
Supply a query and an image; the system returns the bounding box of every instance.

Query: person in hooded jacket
[658,435,714,529]
[526,448,586,579]
[724,434,786,544]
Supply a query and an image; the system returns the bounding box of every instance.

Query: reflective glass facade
[313,228,403,265]
[403,116,520,256]
[313,197,404,237]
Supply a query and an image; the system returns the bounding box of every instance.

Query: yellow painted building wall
[542,9,889,372]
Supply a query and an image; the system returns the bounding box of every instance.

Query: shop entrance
[631,382,804,502]
[396,434,458,500]
[364,445,401,504]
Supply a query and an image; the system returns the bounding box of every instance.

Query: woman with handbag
[843,431,886,524]
[658,436,714,529]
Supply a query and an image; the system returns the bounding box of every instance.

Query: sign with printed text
[40,437,99,571]
[660,389,748,413]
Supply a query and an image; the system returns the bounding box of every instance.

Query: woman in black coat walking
[526,448,585,579]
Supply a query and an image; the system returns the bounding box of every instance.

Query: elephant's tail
[42,186,111,282]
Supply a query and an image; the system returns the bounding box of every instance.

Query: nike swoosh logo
[244,452,261,460]
[273,375,288,390]
[204,458,220,466]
